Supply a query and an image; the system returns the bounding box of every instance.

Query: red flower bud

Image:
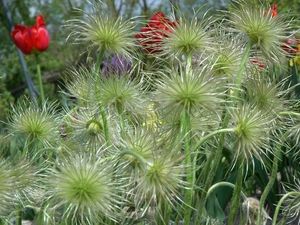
[11,15,50,55]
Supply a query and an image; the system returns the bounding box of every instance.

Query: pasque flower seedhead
[65,106,107,150]
[66,0,137,58]
[64,66,97,105]
[228,0,290,62]
[119,127,159,177]
[96,72,145,120]
[47,151,122,224]
[155,65,224,115]
[0,157,40,216]
[133,151,186,215]
[244,75,288,118]
[9,100,58,146]
[282,176,300,224]
[230,103,274,168]
[162,7,213,58]
[208,28,243,82]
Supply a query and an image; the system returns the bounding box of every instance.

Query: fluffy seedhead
[65,0,137,58]
[244,74,289,118]
[118,127,160,178]
[162,7,214,58]
[47,150,122,224]
[227,0,291,63]
[230,103,274,169]
[132,151,186,217]
[208,27,244,83]
[9,100,58,147]
[96,72,146,121]
[64,66,96,105]
[0,156,40,217]
[155,64,224,116]
[63,105,108,151]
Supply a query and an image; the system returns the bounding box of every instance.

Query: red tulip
[135,12,177,54]
[11,15,50,55]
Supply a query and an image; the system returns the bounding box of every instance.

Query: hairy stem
[257,144,281,225]
[94,49,111,146]
[183,110,193,224]
[233,42,252,102]
[228,159,244,225]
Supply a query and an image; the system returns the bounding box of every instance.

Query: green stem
[179,53,194,224]
[272,191,300,225]
[35,54,45,104]
[38,200,48,225]
[207,181,247,202]
[257,145,281,225]
[119,150,148,165]
[183,110,193,224]
[117,104,125,138]
[228,160,244,225]
[95,48,106,75]
[100,104,110,147]
[94,49,111,146]
[192,128,235,153]
[16,209,22,225]
[195,113,232,223]
[233,42,252,102]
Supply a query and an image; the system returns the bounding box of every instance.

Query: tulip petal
[11,26,33,55]
[36,15,46,28]
[33,27,50,52]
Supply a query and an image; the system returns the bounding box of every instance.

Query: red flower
[135,12,177,54]
[264,4,278,18]
[11,15,50,55]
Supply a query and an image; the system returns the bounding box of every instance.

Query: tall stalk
[182,110,193,224]
[257,142,281,224]
[228,159,244,224]
[195,41,252,223]
[94,48,111,146]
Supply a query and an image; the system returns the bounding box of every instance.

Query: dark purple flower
[102,55,131,77]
